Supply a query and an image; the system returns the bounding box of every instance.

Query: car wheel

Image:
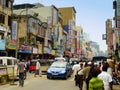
[68,73,71,77]
[47,76,52,79]
[64,74,68,80]
[1,76,7,84]
[47,76,49,79]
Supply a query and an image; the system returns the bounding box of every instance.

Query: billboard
[52,6,58,26]
[0,40,6,50]
[12,21,17,40]
[117,0,120,28]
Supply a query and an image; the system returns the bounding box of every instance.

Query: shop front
[18,44,32,60]
[6,40,16,57]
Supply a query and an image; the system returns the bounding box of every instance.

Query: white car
[55,57,66,62]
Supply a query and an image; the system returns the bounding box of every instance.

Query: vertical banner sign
[0,40,6,50]
[12,21,17,40]
[117,0,120,28]
[47,16,52,28]
[52,6,58,26]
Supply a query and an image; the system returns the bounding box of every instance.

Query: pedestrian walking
[24,61,27,79]
[98,62,113,90]
[83,61,92,90]
[34,60,42,77]
[89,67,104,90]
[76,62,84,90]
[17,59,26,87]
[72,61,80,86]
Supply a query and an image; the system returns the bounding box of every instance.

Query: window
[0,0,12,8]
[7,59,12,65]
[0,59,3,65]
[13,59,18,65]
[6,0,12,8]
[8,1,12,8]
[0,14,5,24]
[8,15,11,26]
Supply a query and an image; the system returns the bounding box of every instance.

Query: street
[0,73,120,90]
[0,73,79,90]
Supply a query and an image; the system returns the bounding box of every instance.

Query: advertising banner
[51,50,55,55]
[0,40,6,50]
[117,0,120,16]
[117,0,120,28]
[38,44,42,54]
[47,16,52,28]
[28,17,39,35]
[18,44,32,53]
[6,40,16,50]
[52,7,58,26]
[12,21,17,40]
[32,47,38,54]
[43,47,50,54]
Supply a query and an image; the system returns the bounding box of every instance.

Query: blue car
[47,61,72,79]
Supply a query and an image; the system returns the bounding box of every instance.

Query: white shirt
[77,68,84,75]
[72,64,80,76]
[36,61,40,70]
[98,71,112,90]
[107,67,113,77]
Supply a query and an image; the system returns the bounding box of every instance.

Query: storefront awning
[0,25,10,32]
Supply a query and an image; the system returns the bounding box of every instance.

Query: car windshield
[51,62,66,68]
[70,58,78,61]
[55,58,66,62]
[30,61,36,66]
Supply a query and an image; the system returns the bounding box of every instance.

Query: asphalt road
[0,73,120,90]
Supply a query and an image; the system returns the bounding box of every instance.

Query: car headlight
[47,69,51,73]
[61,70,66,73]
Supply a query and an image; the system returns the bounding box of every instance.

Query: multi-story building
[75,26,83,58]
[106,19,113,56]
[112,0,120,62]
[90,41,100,56]
[13,3,52,59]
[59,7,76,57]
[26,4,64,57]
[13,3,65,59]
[0,0,14,56]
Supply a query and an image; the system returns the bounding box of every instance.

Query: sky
[14,0,114,52]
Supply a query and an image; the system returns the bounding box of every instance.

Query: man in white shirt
[72,61,80,86]
[77,62,84,90]
[72,62,80,76]
[34,60,42,77]
[98,62,113,90]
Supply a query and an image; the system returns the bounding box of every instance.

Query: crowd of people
[72,58,120,90]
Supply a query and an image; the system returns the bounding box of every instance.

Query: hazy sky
[14,0,114,51]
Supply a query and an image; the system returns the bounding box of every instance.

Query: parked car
[47,61,72,79]
[0,56,19,80]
